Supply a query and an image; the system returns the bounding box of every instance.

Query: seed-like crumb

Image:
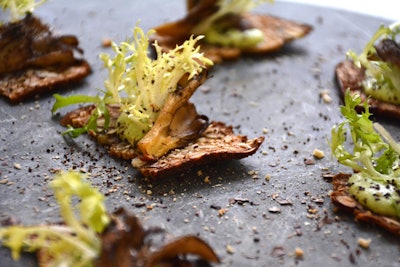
[102,38,112,47]
[218,208,228,217]
[313,148,325,159]
[358,238,371,249]
[295,247,304,259]
[268,206,281,213]
[320,89,332,103]
[13,163,22,170]
[226,244,235,254]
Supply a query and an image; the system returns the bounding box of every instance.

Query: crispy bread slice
[60,105,264,179]
[0,15,91,103]
[135,121,264,178]
[335,60,400,119]
[152,13,312,64]
[330,173,400,236]
[0,60,91,103]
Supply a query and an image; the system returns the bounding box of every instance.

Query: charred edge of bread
[330,173,400,236]
[335,60,400,119]
[0,59,91,103]
[60,105,264,178]
[59,104,96,127]
[138,121,265,178]
[151,14,312,64]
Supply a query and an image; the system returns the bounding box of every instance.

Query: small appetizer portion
[52,26,264,179]
[335,21,400,119]
[151,0,313,64]
[0,171,220,267]
[0,1,90,103]
[329,91,400,236]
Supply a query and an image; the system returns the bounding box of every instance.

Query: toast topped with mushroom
[0,14,90,103]
[335,21,400,120]
[53,27,264,178]
[151,0,313,64]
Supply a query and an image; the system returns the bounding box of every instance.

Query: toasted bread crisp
[0,15,90,103]
[0,61,90,103]
[335,60,400,119]
[60,104,264,179]
[330,173,400,236]
[135,121,264,178]
[60,68,264,178]
[151,1,312,64]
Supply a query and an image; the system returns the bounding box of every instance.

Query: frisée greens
[347,21,400,104]
[330,90,400,219]
[0,0,48,22]
[0,171,110,267]
[52,26,212,147]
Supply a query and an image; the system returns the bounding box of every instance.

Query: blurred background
[281,0,396,20]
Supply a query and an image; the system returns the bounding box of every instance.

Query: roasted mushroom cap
[95,208,220,267]
[374,39,400,67]
[137,72,209,161]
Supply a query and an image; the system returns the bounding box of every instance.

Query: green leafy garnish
[0,171,110,266]
[52,26,212,146]
[0,0,48,22]
[191,0,273,48]
[347,21,400,104]
[330,90,400,218]
[51,94,101,114]
[52,94,109,138]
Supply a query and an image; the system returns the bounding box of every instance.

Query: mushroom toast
[151,0,312,64]
[53,27,264,179]
[0,1,90,103]
[335,21,400,120]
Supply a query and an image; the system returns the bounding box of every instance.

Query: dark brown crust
[330,173,400,236]
[60,105,264,179]
[60,104,137,160]
[95,208,220,267]
[0,60,91,103]
[335,60,400,119]
[151,13,312,64]
[0,15,91,103]
[36,207,220,266]
[137,121,265,178]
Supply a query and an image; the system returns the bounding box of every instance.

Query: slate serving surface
[0,1,398,266]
